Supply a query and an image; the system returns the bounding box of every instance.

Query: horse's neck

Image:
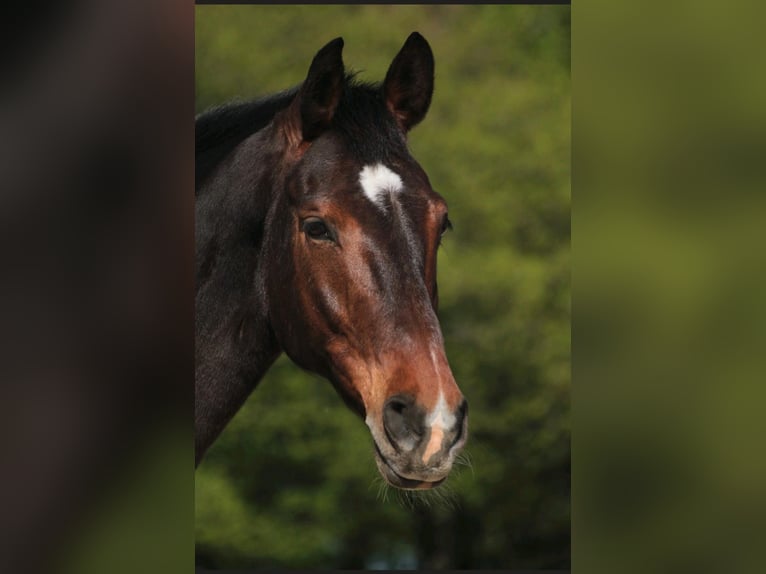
[195,323,280,465]
[194,133,284,465]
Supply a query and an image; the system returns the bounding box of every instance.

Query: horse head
[260,34,468,489]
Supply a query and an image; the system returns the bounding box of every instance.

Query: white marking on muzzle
[422,390,456,464]
[426,390,456,429]
[359,163,403,208]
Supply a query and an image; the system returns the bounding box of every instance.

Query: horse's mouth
[373,448,447,491]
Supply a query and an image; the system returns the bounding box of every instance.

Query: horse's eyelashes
[441,216,453,236]
[437,216,453,248]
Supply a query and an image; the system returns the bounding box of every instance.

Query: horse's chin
[373,451,447,491]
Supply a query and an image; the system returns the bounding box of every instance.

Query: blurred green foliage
[196,5,569,569]
[576,3,766,573]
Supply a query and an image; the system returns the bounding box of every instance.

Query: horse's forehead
[358,163,403,206]
[300,141,429,203]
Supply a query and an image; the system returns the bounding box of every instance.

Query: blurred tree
[195,4,569,569]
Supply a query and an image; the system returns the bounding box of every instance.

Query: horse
[195,33,467,490]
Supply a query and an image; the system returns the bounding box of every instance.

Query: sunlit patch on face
[359,163,403,208]
[421,425,444,464]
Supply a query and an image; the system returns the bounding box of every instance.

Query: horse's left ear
[383,32,435,133]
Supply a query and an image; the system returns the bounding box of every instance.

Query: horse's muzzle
[371,396,468,489]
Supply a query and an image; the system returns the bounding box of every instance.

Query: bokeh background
[195,5,570,570]
[575,3,766,573]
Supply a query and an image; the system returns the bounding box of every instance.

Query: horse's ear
[289,37,345,143]
[383,32,435,133]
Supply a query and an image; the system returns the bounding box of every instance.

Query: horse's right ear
[285,37,345,144]
[383,32,435,133]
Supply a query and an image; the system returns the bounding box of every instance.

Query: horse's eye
[303,218,332,241]
[440,215,453,236]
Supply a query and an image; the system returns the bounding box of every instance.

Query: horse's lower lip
[374,451,446,491]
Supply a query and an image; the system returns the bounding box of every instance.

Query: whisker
[381,480,462,511]
[372,475,391,504]
[454,451,475,479]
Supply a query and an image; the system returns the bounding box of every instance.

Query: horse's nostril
[457,399,468,424]
[383,394,423,452]
[450,399,469,447]
[389,399,407,415]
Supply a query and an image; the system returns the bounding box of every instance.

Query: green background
[195,5,570,569]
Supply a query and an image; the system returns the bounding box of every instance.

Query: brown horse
[195,33,467,490]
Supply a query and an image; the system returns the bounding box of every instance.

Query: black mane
[195,88,297,191]
[195,75,406,192]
